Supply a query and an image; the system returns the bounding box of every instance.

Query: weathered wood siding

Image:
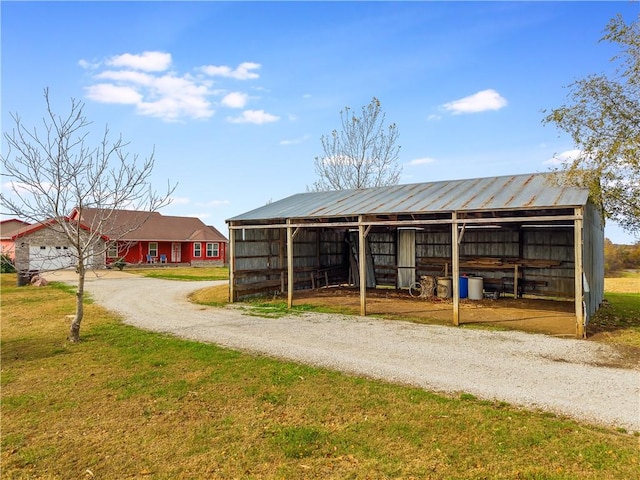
[232,227,349,299]
[232,215,600,303]
[410,226,577,298]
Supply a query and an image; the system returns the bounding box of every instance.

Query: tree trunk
[68,266,86,342]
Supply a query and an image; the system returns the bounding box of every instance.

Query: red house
[70,208,228,266]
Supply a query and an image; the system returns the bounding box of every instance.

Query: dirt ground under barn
[292,287,579,337]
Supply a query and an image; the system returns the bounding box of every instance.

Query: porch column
[359,216,367,316]
[574,207,585,338]
[452,212,460,326]
[229,225,236,303]
[287,219,294,309]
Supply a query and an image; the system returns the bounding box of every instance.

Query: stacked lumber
[418,256,562,269]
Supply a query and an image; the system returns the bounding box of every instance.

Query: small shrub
[1,254,16,273]
[113,258,126,271]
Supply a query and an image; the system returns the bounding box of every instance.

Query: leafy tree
[543,14,640,237]
[311,97,401,190]
[1,89,175,342]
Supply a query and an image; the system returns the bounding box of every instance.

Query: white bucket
[436,277,452,298]
[468,276,483,300]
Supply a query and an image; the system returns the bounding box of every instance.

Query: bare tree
[1,89,175,342]
[311,97,401,191]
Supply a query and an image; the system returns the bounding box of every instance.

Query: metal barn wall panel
[397,229,416,288]
[584,202,605,317]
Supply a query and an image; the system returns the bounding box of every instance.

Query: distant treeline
[605,239,640,275]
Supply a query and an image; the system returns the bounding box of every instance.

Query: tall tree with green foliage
[544,14,640,237]
[1,89,175,342]
[311,97,401,191]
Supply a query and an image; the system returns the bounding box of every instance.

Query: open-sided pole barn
[226,173,604,338]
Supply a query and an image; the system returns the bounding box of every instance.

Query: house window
[193,242,201,257]
[148,242,158,257]
[206,242,219,257]
[107,242,118,258]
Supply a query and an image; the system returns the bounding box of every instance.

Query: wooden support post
[287,220,294,309]
[574,208,585,338]
[359,216,367,316]
[452,212,460,326]
[513,264,519,298]
[229,225,236,303]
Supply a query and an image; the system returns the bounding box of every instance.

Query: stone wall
[190,259,226,267]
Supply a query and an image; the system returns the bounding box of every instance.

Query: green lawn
[1,273,639,479]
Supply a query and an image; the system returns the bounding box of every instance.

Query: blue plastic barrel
[459,276,468,298]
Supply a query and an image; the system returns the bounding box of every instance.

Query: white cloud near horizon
[443,89,507,115]
[168,196,191,206]
[2,180,54,195]
[195,200,231,207]
[80,52,277,122]
[406,157,436,166]
[227,110,280,124]
[188,212,211,220]
[543,149,582,166]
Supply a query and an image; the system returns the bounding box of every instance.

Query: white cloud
[106,51,172,72]
[227,110,280,124]
[443,89,507,115]
[168,196,191,206]
[188,212,212,219]
[84,84,142,104]
[201,62,261,80]
[81,52,265,122]
[3,180,54,195]
[406,157,436,167]
[544,149,582,166]
[95,70,155,86]
[427,114,441,122]
[221,92,249,108]
[78,59,100,70]
[195,200,231,207]
[280,135,310,145]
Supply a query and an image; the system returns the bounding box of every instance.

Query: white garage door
[29,245,76,271]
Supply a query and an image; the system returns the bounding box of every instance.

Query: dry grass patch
[605,276,640,293]
[3,274,639,479]
[189,283,229,305]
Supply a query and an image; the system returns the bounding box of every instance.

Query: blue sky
[2,1,639,243]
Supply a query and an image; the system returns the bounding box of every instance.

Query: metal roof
[227,173,590,223]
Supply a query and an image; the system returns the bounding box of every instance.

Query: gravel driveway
[64,272,639,432]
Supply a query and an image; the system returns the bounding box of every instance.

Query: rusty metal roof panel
[227,173,590,222]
